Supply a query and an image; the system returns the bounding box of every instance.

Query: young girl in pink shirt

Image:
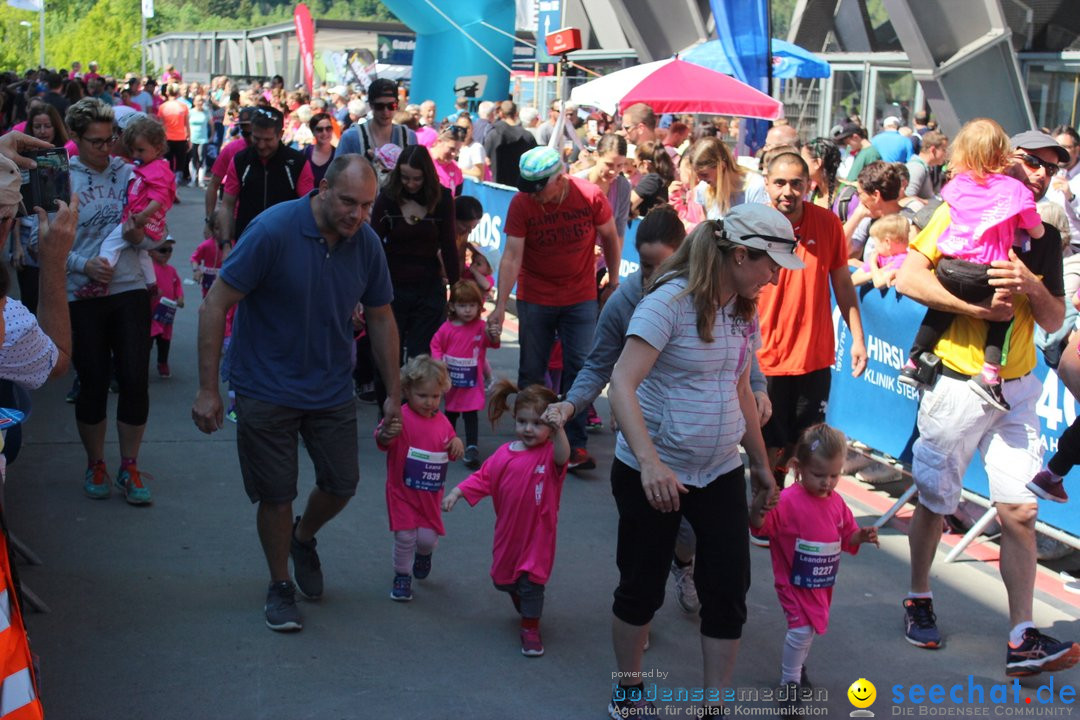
[430,280,499,470]
[442,381,570,658]
[899,118,1045,411]
[751,424,878,697]
[76,116,176,298]
[190,236,225,298]
[149,237,184,378]
[376,355,464,603]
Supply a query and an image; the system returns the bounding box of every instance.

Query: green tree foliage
[5,0,398,73]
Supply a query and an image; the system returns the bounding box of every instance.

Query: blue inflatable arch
[381,0,516,115]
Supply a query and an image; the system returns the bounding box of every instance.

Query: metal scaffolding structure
[143,19,410,85]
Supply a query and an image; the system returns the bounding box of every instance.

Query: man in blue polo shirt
[192,155,402,632]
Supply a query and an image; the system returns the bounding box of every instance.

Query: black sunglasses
[373,101,398,112]
[1019,152,1059,175]
[314,124,333,132]
[447,125,467,140]
[153,246,173,254]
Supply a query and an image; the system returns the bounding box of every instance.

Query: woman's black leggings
[610,459,750,639]
[70,290,151,426]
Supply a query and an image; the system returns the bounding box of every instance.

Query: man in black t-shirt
[483,100,537,188]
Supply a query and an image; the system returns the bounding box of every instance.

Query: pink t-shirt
[937,172,1041,264]
[124,157,175,242]
[150,262,182,340]
[433,157,463,196]
[416,126,438,148]
[211,137,247,180]
[429,317,498,412]
[757,482,861,635]
[456,441,567,585]
[860,251,907,273]
[191,236,225,297]
[377,405,457,535]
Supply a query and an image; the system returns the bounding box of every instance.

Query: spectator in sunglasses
[337,78,416,188]
[429,126,465,197]
[217,108,314,246]
[304,112,337,186]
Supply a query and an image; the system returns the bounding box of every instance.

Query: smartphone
[588,119,598,136]
[26,148,70,213]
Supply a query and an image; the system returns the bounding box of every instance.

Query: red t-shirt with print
[504,175,612,305]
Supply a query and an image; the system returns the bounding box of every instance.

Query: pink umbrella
[570,57,783,120]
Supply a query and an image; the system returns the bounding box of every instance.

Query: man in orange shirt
[756,151,867,512]
[158,83,191,186]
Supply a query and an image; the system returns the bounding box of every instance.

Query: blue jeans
[516,299,596,450]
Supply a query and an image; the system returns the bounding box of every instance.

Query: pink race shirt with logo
[456,441,567,585]
[757,482,861,634]
[429,317,497,412]
[378,405,457,535]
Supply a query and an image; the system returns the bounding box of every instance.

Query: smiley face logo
[848,678,876,709]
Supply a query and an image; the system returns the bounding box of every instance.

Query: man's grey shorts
[235,396,360,504]
[911,374,1041,515]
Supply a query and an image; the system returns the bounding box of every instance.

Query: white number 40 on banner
[1037,371,1076,432]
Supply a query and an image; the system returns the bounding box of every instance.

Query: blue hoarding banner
[828,283,1080,539]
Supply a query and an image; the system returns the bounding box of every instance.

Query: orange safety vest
[0,522,43,720]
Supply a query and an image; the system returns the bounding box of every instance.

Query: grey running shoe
[265,581,302,632]
[290,516,323,599]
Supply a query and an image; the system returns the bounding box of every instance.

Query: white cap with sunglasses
[715,203,806,271]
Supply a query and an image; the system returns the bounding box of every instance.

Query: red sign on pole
[294,3,315,93]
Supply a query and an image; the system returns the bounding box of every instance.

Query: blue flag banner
[709,0,771,154]
[828,283,1080,538]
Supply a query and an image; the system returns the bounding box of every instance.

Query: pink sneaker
[520,626,544,657]
[1027,470,1068,503]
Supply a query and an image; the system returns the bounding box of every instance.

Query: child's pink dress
[757,482,862,634]
[190,237,224,297]
[937,172,1041,263]
[378,405,457,536]
[429,317,498,412]
[455,442,567,585]
[150,262,182,340]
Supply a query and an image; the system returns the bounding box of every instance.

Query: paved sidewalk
[8,184,1080,719]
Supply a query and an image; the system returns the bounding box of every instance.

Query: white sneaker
[671,561,700,613]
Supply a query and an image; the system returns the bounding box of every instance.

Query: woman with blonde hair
[689,136,768,219]
[605,203,804,716]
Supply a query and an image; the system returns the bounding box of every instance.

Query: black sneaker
[903,597,942,648]
[264,581,302,632]
[413,552,432,579]
[608,687,658,718]
[290,516,323,600]
[1006,628,1080,676]
[967,376,1010,412]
